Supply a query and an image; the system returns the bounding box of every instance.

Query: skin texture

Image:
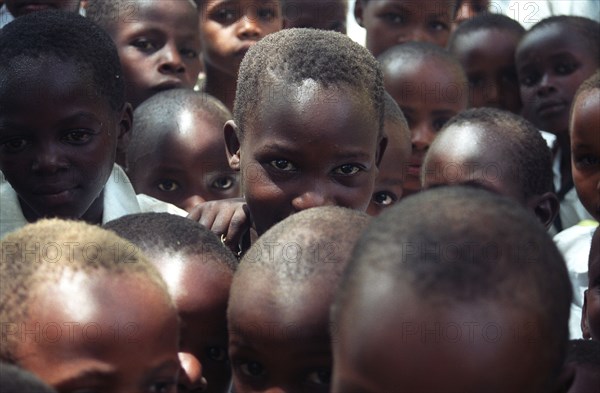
[367,118,411,215]
[282,0,347,33]
[111,0,202,108]
[452,0,489,27]
[129,110,240,212]
[516,23,599,137]
[583,229,600,340]
[14,271,180,393]
[355,0,454,57]
[383,57,468,196]
[225,81,385,235]
[6,0,80,16]
[153,253,233,393]
[570,89,600,222]
[199,0,282,110]
[452,29,522,114]
[0,58,131,224]
[332,272,551,393]
[228,274,333,393]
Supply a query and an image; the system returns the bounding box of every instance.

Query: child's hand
[186,198,251,253]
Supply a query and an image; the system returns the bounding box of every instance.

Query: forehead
[517,24,596,65]
[367,0,454,15]
[455,29,520,63]
[115,0,197,30]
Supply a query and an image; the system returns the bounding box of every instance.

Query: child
[582,227,600,341]
[197,0,283,111]
[126,89,240,212]
[105,212,238,393]
[0,219,180,392]
[354,0,457,57]
[367,91,411,216]
[0,11,185,239]
[331,186,572,392]
[516,16,599,232]
[422,107,559,229]
[0,363,57,393]
[448,13,524,114]
[87,0,202,109]
[565,339,600,392]
[452,0,489,28]
[281,0,347,33]
[228,206,370,393]
[4,0,79,17]
[378,42,468,197]
[189,28,386,248]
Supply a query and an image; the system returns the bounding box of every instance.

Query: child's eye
[214,7,238,23]
[180,48,199,59]
[382,12,405,25]
[63,131,92,144]
[239,361,265,378]
[429,20,449,31]
[432,118,451,132]
[555,62,576,75]
[147,379,176,393]
[212,176,235,190]
[500,70,518,84]
[269,159,296,172]
[373,191,398,206]
[468,75,485,88]
[206,346,228,362]
[132,38,157,52]
[1,137,29,153]
[574,154,600,168]
[520,72,539,87]
[333,164,362,176]
[157,180,180,192]
[306,368,331,386]
[257,7,277,21]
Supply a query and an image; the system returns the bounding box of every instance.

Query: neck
[204,63,237,112]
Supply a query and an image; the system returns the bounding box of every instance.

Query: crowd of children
[0,1,599,392]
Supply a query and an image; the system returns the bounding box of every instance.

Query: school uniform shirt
[0,5,14,29]
[554,220,598,339]
[0,164,186,238]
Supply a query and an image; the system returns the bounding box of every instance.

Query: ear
[224,120,241,171]
[354,0,364,27]
[526,192,559,230]
[375,135,388,167]
[116,102,133,154]
[582,290,592,339]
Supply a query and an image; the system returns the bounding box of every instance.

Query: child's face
[130,110,240,212]
[112,0,202,108]
[228,275,333,393]
[516,24,598,136]
[571,89,600,221]
[422,123,524,201]
[453,0,489,27]
[200,0,282,77]
[333,275,549,392]
[283,0,347,33]
[384,57,468,196]
[0,58,130,223]
[154,254,233,393]
[453,29,522,114]
[583,229,600,340]
[229,81,383,235]
[367,118,411,215]
[15,271,180,393]
[356,0,454,57]
[6,0,79,17]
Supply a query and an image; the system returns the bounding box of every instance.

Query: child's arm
[186,198,252,254]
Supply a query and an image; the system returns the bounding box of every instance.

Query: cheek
[588,292,600,339]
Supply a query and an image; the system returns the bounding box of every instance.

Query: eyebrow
[53,366,116,390]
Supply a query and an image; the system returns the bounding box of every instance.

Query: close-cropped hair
[0,219,170,363]
[0,362,57,393]
[571,70,600,126]
[429,107,554,198]
[566,339,600,366]
[447,12,525,52]
[383,90,409,129]
[234,28,384,138]
[0,10,125,111]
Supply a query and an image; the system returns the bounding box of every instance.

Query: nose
[291,181,335,211]
[237,14,261,40]
[486,82,500,106]
[182,195,207,212]
[178,352,207,392]
[31,144,68,174]
[158,43,186,75]
[411,124,435,152]
[402,27,428,44]
[536,73,556,97]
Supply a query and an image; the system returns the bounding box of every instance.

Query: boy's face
[422,123,523,201]
[332,274,550,392]
[200,0,282,77]
[0,58,129,223]
[112,0,202,108]
[283,0,347,33]
[367,118,411,215]
[228,274,333,393]
[154,254,233,393]
[15,271,180,393]
[6,0,79,17]
[130,110,240,212]
[571,89,600,221]
[228,81,383,235]
[516,24,598,136]
[355,0,454,57]
[583,229,600,340]
[453,29,522,114]
[384,57,468,196]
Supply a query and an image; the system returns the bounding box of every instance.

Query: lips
[152,80,183,93]
[407,154,424,178]
[31,185,78,205]
[536,100,568,117]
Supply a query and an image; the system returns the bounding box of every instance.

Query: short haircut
[234,28,384,138]
[566,339,600,366]
[104,212,237,272]
[280,0,348,18]
[334,186,571,385]
[359,0,459,16]
[87,0,197,35]
[571,70,600,126]
[383,90,409,129]
[447,13,525,52]
[525,16,600,63]
[0,219,170,363]
[0,363,57,393]
[428,107,554,198]
[0,10,125,111]
[127,89,232,171]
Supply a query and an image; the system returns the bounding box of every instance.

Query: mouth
[32,185,78,205]
[235,45,254,58]
[536,100,567,117]
[16,2,54,14]
[152,80,183,92]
